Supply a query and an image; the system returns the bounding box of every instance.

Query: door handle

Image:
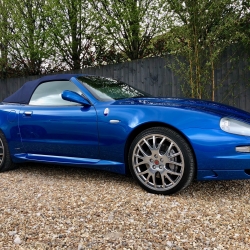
[24,111,33,116]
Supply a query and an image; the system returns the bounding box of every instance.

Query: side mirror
[62,90,91,106]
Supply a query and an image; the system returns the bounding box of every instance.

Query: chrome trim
[110,120,120,124]
[236,146,250,152]
[24,111,33,116]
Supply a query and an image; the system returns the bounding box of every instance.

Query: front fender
[95,104,222,163]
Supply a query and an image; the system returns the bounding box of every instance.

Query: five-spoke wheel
[129,127,195,195]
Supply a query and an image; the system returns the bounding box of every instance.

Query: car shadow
[10,163,250,198]
[13,162,135,185]
[178,178,250,199]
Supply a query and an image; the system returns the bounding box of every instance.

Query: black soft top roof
[3,74,80,104]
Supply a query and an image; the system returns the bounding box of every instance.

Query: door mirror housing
[61,90,91,106]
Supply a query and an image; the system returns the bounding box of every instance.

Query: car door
[18,80,99,160]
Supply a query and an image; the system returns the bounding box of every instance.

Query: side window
[29,81,82,106]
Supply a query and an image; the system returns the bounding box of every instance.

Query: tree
[45,0,99,70]
[239,0,250,48]
[165,0,247,100]
[7,0,51,76]
[0,0,9,78]
[89,0,170,61]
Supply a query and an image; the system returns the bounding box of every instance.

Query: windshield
[77,76,151,101]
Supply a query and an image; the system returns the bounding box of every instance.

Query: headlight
[220,117,250,136]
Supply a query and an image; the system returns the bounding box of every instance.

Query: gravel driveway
[0,163,250,249]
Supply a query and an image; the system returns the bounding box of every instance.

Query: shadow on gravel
[179,178,250,199]
[13,162,135,184]
[10,163,250,198]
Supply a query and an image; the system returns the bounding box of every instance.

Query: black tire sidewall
[0,131,15,172]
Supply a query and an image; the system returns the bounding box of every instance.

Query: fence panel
[0,54,250,111]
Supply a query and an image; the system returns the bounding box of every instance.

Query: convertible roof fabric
[3,74,80,104]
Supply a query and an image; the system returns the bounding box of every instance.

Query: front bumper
[183,128,250,181]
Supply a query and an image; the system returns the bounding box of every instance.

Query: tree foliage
[0,0,248,86]
[45,0,97,70]
[164,0,249,100]
[89,0,170,61]
[0,0,9,78]
[7,0,51,76]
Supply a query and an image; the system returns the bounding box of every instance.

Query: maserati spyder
[1,74,250,195]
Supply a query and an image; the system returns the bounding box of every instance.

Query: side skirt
[12,153,126,175]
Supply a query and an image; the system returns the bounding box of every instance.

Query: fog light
[236,146,250,152]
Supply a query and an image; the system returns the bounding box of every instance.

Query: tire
[0,131,16,172]
[128,127,195,195]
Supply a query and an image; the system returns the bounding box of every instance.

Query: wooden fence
[1,55,250,111]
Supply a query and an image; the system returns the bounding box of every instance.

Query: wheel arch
[0,128,7,138]
[124,122,197,177]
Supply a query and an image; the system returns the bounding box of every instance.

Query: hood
[115,97,250,123]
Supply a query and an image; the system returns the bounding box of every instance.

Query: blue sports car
[1,74,250,195]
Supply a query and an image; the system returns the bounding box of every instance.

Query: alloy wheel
[132,133,185,192]
[0,138,4,167]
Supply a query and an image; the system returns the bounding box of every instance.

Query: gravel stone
[13,235,22,244]
[0,163,250,249]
